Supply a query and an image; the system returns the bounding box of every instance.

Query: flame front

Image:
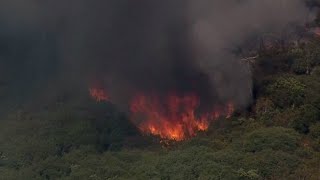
[89,87,234,141]
[130,92,233,141]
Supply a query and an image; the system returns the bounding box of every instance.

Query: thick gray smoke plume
[0,0,310,112]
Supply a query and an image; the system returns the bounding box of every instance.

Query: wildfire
[130,93,233,141]
[89,86,234,141]
[89,87,109,102]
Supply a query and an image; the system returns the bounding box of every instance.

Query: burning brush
[89,86,234,141]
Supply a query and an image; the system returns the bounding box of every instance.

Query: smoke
[188,0,310,107]
[0,0,310,112]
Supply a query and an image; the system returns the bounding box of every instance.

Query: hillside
[1,1,320,180]
[1,34,320,180]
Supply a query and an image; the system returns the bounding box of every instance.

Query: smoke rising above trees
[0,0,310,110]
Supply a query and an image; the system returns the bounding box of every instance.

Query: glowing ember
[89,86,234,141]
[89,87,109,102]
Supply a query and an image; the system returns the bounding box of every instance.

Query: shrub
[244,127,299,152]
[267,76,305,108]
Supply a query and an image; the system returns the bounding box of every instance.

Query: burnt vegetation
[1,1,320,180]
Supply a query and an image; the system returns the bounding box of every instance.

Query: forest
[1,1,320,180]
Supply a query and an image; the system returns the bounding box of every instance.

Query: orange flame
[89,87,109,102]
[89,86,234,141]
[130,92,233,141]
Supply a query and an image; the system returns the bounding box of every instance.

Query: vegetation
[1,22,320,180]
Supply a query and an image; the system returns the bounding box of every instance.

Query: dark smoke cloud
[0,0,310,112]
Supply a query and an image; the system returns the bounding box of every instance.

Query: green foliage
[309,123,320,151]
[88,103,138,151]
[255,97,275,116]
[236,169,260,180]
[290,152,320,180]
[270,109,298,127]
[2,36,320,180]
[245,150,300,179]
[290,104,320,133]
[289,42,320,75]
[310,122,320,139]
[292,57,311,75]
[243,127,299,152]
[267,76,305,108]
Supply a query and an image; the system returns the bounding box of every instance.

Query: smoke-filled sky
[0,0,311,112]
